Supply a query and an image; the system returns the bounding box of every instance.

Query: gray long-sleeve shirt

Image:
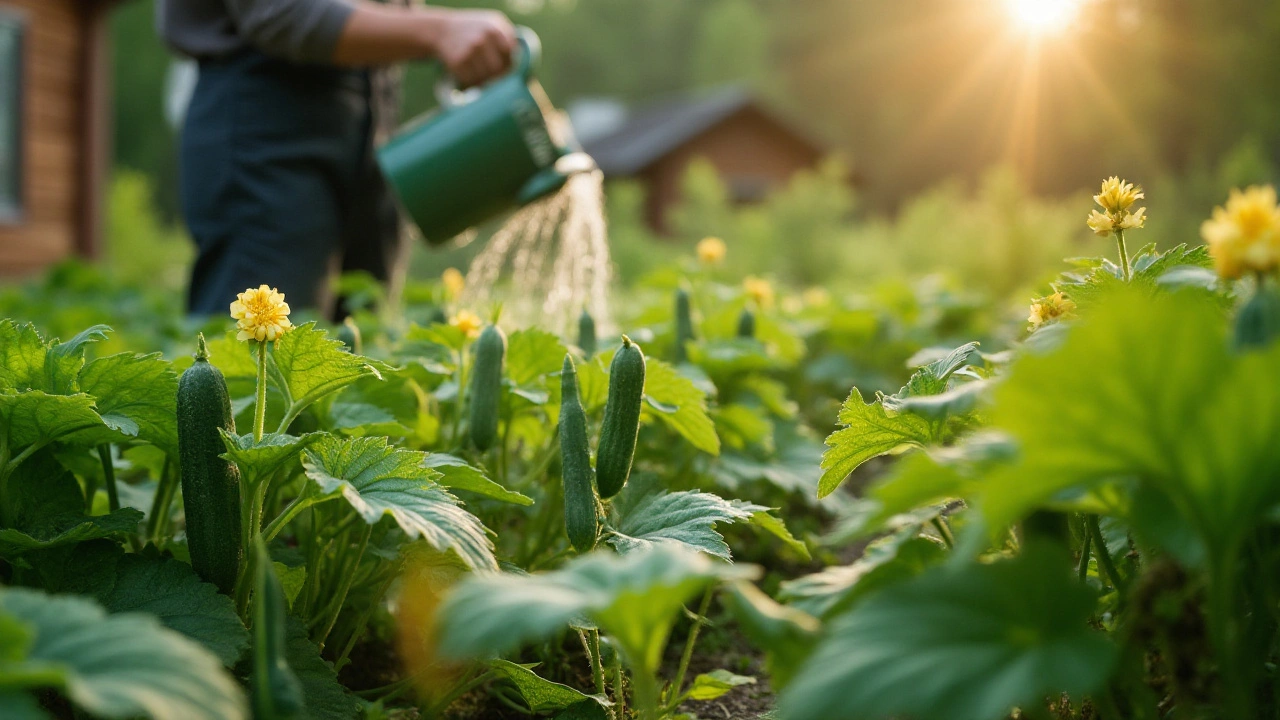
[157,0,357,64]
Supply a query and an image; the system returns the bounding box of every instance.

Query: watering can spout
[516,152,598,205]
[375,28,598,245]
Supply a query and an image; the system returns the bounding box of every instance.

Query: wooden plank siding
[0,0,110,277]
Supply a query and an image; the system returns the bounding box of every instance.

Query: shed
[0,0,116,275]
[577,86,824,233]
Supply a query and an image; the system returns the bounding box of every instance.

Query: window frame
[0,8,25,226]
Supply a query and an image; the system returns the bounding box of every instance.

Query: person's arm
[332,5,517,87]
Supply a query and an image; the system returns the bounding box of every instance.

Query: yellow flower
[1094,176,1144,214]
[1027,292,1076,327]
[449,310,484,338]
[1201,185,1280,280]
[743,276,775,309]
[697,237,727,265]
[441,267,466,299]
[230,285,293,342]
[1086,210,1115,237]
[1087,177,1147,238]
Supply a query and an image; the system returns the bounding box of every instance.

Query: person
[156,0,517,316]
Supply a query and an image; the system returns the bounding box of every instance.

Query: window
[0,12,22,223]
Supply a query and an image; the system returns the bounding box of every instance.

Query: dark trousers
[181,49,401,317]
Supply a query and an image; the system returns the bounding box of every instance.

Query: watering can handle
[433,26,540,108]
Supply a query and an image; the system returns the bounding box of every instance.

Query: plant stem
[316,523,372,651]
[1077,521,1092,582]
[254,341,267,443]
[98,445,119,513]
[582,629,606,696]
[1115,229,1132,282]
[1086,514,1125,593]
[335,571,397,673]
[931,517,954,549]
[611,649,625,720]
[669,585,715,709]
[146,457,177,542]
[262,494,325,543]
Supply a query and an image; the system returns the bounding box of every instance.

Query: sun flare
[1004,0,1083,35]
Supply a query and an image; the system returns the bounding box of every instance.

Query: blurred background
[3,0,1279,307]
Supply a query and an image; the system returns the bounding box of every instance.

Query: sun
[1004,0,1083,35]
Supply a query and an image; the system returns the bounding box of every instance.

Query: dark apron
[181,48,401,316]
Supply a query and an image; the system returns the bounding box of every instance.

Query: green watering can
[377,28,596,245]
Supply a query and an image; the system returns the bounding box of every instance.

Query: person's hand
[434,10,517,88]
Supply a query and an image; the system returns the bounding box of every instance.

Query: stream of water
[460,169,612,337]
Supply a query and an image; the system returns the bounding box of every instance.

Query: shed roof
[582,85,821,177]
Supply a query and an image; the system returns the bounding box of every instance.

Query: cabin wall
[0,0,90,276]
[641,108,823,234]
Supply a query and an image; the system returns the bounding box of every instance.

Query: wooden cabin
[0,0,116,275]
[579,86,825,233]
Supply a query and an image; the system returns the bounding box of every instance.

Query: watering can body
[377,29,592,244]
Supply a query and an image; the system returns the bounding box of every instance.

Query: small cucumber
[251,539,304,720]
[177,334,243,594]
[674,289,695,363]
[736,307,756,339]
[468,324,506,451]
[559,355,599,552]
[578,309,597,358]
[595,336,645,499]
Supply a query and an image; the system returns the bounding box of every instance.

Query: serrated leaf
[220,431,321,483]
[78,352,179,453]
[0,587,247,720]
[438,545,756,674]
[0,391,106,450]
[642,359,720,455]
[778,546,1115,720]
[506,329,568,385]
[608,489,762,560]
[491,659,608,713]
[302,435,497,571]
[898,341,981,398]
[46,325,111,393]
[0,452,141,558]
[269,322,384,417]
[283,617,361,720]
[748,510,811,561]
[98,554,249,667]
[881,378,991,421]
[0,320,51,391]
[422,453,533,505]
[685,669,756,701]
[818,388,933,498]
[779,535,944,620]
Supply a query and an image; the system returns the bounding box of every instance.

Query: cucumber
[578,309,597,358]
[674,289,694,363]
[468,324,506,451]
[736,307,756,339]
[559,354,599,552]
[336,317,362,355]
[251,538,304,720]
[595,336,645,499]
[177,333,243,594]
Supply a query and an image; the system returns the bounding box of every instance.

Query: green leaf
[220,431,321,484]
[642,359,720,455]
[0,452,141,558]
[506,328,568,385]
[490,659,608,713]
[748,511,811,561]
[0,391,106,450]
[554,700,611,720]
[897,341,981,397]
[302,435,497,571]
[283,616,361,720]
[269,322,384,418]
[779,535,944,620]
[272,562,308,610]
[422,453,533,506]
[0,320,50,391]
[438,545,756,673]
[881,378,991,421]
[981,288,1280,556]
[721,581,819,691]
[818,388,933,498]
[685,669,756,701]
[78,352,179,453]
[608,488,762,560]
[778,545,1116,720]
[713,403,775,452]
[0,587,247,720]
[0,690,48,720]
